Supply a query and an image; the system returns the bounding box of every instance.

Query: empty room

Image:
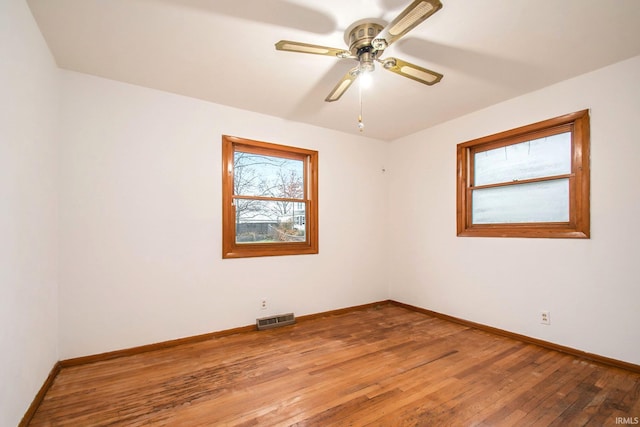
[2,0,640,425]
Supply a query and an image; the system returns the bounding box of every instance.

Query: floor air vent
[256,313,295,330]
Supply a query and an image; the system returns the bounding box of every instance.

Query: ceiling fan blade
[380,57,443,85]
[325,67,359,102]
[275,40,353,58]
[375,0,442,49]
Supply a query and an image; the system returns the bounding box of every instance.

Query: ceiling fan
[275,0,444,103]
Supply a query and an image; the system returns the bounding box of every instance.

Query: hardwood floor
[29,304,640,426]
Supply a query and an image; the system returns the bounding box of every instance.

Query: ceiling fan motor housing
[345,21,384,73]
[346,22,384,56]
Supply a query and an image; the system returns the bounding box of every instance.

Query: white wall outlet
[540,310,550,325]
[260,299,267,310]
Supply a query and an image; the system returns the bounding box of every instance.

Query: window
[456,110,590,238]
[222,135,318,258]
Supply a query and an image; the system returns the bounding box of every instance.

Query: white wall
[0,1,60,425]
[388,55,640,365]
[58,71,390,359]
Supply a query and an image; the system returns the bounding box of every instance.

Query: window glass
[474,132,571,186]
[472,179,570,224]
[235,199,306,243]
[234,151,304,199]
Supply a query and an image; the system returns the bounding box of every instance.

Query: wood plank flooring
[29,304,640,426]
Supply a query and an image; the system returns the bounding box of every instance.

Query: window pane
[234,151,304,199]
[474,132,571,186]
[472,179,569,224]
[235,199,306,243]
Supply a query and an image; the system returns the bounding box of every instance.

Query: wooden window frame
[222,135,319,258]
[456,110,590,238]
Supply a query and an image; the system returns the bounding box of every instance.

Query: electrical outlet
[540,311,550,325]
[261,299,267,310]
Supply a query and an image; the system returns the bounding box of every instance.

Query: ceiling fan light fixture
[361,62,375,73]
[359,71,373,89]
[389,1,435,36]
[359,50,376,73]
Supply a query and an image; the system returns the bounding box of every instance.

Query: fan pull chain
[358,79,365,132]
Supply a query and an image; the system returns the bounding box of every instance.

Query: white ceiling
[27,0,640,141]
